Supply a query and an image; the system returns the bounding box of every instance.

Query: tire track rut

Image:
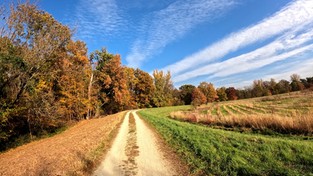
[121,113,139,175]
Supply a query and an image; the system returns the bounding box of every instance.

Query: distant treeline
[173,74,313,107]
[0,2,312,150]
[234,75,313,99]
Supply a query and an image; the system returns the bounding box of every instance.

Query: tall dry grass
[170,110,313,135]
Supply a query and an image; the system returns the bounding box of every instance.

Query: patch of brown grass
[171,91,313,135]
[170,110,313,135]
[170,111,213,124]
[0,111,125,176]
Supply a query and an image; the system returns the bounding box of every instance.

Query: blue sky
[30,0,313,87]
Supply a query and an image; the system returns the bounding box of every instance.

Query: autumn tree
[92,49,131,114]
[1,3,71,137]
[191,88,207,106]
[290,74,304,91]
[226,87,238,100]
[0,2,91,147]
[126,68,155,108]
[172,88,184,105]
[124,67,137,108]
[57,40,90,121]
[274,80,290,94]
[251,80,269,97]
[216,87,228,101]
[179,84,195,105]
[268,78,277,95]
[198,82,217,103]
[152,70,174,107]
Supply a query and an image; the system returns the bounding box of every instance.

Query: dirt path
[94,111,176,176]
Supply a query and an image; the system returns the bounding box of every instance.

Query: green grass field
[139,105,313,175]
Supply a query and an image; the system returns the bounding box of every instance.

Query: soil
[0,112,125,176]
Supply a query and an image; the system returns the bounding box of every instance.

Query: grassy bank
[139,107,313,176]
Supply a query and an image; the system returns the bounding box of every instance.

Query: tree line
[177,74,313,107]
[0,3,177,149]
[1,3,312,150]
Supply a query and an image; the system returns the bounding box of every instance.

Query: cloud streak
[73,0,125,40]
[221,57,313,88]
[126,0,237,68]
[163,0,313,77]
[173,26,313,83]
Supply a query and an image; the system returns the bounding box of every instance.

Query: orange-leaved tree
[126,68,155,108]
[191,88,207,106]
[198,82,217,103]
[92,49,131,114]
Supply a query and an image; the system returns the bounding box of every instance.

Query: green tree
[290,74,304,91]
[301,77,313,89]
[216,87,228,101]
[0,37,26,145]
[179,84,196,105]
[269,78,277,95]
[306,77,313,88]
[152,70,174,107]
[274,80,290,94]
[252,80,271,97]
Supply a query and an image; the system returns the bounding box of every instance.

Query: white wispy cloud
[126,0,237,68]
[211,43,313,77]
[261,58,313,81]
[163,0,313,76]
[173,27,313,83]
[222,57,313,88]
[73,0,125,40]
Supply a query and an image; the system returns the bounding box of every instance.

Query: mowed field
[203,91,313,118]
[0,112,125,176]
[138,91,313,175]
[171,91,313,135]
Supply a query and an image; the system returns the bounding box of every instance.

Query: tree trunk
[95,105,101,117]
[27,110,33,140]
[87,72,94,119]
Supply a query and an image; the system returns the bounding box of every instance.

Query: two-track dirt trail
[93,111,176,176]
